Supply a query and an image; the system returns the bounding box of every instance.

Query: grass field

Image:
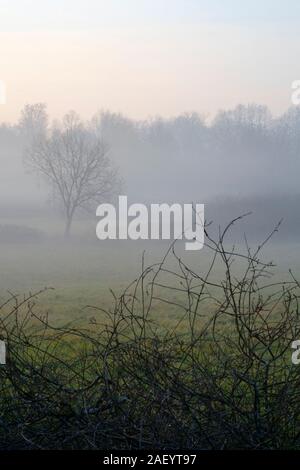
[0,212,298,327]
[0,230,298,328]
[0,218,300,449]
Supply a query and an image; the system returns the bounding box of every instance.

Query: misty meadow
[1,0,300,454]
[0,102,299,449]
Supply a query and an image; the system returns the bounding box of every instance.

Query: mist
[0,103,299,244]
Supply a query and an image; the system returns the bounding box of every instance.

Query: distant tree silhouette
[26,110,121,237]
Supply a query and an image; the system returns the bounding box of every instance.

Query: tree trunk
[64,215,73,238]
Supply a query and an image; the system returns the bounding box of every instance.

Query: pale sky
[0,0,300,123]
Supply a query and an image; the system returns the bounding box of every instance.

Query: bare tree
[1,217,300,450]
[19,103,48,142]
[27,111,121,237]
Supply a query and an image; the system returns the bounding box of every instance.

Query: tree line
[0,103,300,236]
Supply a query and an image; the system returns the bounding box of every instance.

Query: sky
[0,0,300,122]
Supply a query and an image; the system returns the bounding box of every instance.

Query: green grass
[0,214,298,328]
[0,239,191,325]
[0,219,299,449]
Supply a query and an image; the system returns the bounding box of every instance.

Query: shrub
[0,217,299,449]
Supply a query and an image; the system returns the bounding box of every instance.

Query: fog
[0,103,299,243]
[0,1,299,247]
